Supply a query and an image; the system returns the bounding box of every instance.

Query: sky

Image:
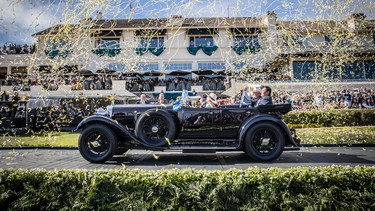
[0,0,374,45]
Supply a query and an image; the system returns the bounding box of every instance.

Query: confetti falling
[0,0,373,149]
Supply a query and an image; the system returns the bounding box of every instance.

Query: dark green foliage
[0,166,374,210]
[284,109,375,127]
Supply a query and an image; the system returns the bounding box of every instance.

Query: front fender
[238,114,298,147]
[76,115,164,150]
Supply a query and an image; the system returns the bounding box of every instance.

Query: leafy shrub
[284,109,375,127]
[0,166,374,210]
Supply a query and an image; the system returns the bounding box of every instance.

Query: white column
[7,66,11,75]
[192,61,198,71]
[289,60,294,80]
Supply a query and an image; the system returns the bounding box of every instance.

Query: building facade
[1,12,374,92]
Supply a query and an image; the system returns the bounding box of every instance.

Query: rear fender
[238,114,298,147]
[77,115,164,150]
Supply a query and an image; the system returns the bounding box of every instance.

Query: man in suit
[255,86,273,107]
[136,94,148,104]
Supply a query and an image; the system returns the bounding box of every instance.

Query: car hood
[109,104,174,116]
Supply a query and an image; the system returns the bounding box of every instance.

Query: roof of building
[33,15,375,36]
[32,24,80,36]
[279,20,375,33]
[91,17,263,29]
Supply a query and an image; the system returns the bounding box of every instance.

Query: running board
[168,145,238,151]
[173,139,238,144]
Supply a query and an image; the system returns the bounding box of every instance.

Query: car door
[178,107,221,139]
[218,107,256,138]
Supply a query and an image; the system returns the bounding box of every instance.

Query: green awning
[187,46,218,56]
[135,47,165,56]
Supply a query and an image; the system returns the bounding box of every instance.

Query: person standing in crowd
[1,91,9,101]
[136,94,148,104]
[343,89,352,108]
[206,93,218,108]
[255,86,273,106]
[199,94,207,108]
[362,96,374,108]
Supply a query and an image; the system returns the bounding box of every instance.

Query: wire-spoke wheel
[244,122,285,162]
[135,109,176,147]
[79,124,117,163]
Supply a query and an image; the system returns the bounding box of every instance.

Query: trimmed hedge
[284,109,375,127]
[0,166,374,210]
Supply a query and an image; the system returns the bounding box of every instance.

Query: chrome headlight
[96,107,108,115]
[106,105,113,117]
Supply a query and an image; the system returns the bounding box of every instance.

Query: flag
[130,3,135,14]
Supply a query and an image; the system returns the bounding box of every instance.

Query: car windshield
[180,89,190,106]
[173,90,190,111]
[27,99,60,109]
[240,90,250,107]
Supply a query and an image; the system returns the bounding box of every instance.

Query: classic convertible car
[77,93,300,163]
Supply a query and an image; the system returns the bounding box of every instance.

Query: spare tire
[135,109,176,147]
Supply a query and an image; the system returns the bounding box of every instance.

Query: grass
[296,126,375,145]
[0,132,78,147]
[0,126,374,147]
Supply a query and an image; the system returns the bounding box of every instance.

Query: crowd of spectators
[2,73,228,92]
[0,43,36,55]
[1,71,375,110]
[272,88,375,109]
[125,77,227,92]
[2,74,113,91]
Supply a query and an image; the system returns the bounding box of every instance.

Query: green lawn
[0,126,374,147]
[0,132,79,147]
[296,126,375,145]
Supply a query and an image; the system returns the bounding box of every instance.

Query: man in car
[206,93,218,108]
[250,86,262,107]
[255,86,273,106]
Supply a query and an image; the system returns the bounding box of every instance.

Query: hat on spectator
[252,86,262,93]
[201,94,207,99]
[208,93,218,105]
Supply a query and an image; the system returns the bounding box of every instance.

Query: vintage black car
[77,93,301,163]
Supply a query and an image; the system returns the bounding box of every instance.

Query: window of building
[165,63,192,71]
[97,38,120,49]
[341,61,365,80]
[138,63,159,71]
[291,36,309,46]
[324,35,350,46]
[292,61,316,80]
[189,36,214,47]
[108,64,125,72]
[47,39,68,51]
[233,36,259,47]
[293,61,369,80]
[198,62,225,70]
[365,61,375,79]
[138,37,164,48]
[230,62,248,71]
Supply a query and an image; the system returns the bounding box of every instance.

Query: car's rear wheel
[78,124,117,163]
[244,122,285,162]
[135,110,176,147]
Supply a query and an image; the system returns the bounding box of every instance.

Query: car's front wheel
[78,124,117,163]
[244,122,285,162]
